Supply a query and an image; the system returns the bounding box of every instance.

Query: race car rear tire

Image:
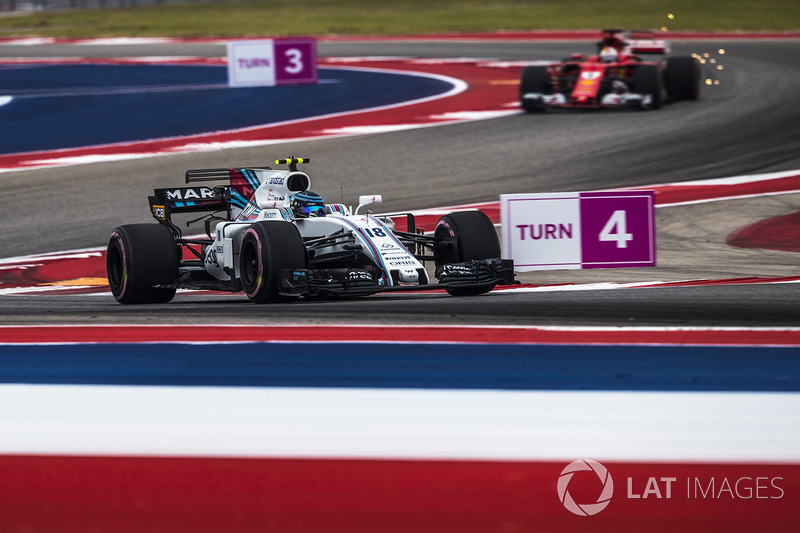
[434,211,501,296]
[106,223,178,304]
[239,221,307,304]
[519,66,551,112]
[632,64,663,109]
[666,56,701,100]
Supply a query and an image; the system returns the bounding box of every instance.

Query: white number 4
[599,210,634,248]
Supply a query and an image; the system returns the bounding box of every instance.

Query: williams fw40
[520,29,701,111]
[106,157,515,304]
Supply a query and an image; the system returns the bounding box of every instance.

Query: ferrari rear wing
[627,39,670,54]
[624,31,670,54]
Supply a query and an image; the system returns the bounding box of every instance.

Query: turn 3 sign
[227,38,318,87]
[500,190,656,271]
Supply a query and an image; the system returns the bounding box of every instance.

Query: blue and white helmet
[290,190,325,218]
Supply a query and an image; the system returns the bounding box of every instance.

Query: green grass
[0,0,798,38]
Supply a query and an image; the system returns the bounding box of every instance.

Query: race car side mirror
[355,194,382,215]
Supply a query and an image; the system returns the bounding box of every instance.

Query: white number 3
[284,48,303,74]
[599,210,634,248]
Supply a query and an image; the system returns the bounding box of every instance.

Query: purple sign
[228,38,317,87]
[273,38,318,85]
[500,190,655,271]
[579,191,656,268]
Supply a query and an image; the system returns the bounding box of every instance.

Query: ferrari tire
[666,56,701,100]
[434,211,501,296]
[239,221,306,304]
[519,65,551,112]
[632,64,663,109]
[106,223,178,304]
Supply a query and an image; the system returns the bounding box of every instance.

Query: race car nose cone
[397,269,420,283]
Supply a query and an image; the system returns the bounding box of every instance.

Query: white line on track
[1,384,798,462]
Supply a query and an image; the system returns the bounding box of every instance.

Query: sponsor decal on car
[166,187,215,200]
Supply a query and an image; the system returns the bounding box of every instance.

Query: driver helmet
[600,46,619,63]
[290,190,325,218]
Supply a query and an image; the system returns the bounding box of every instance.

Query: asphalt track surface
[1,38,799,326]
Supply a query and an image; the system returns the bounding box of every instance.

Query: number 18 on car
[500,190,656,271]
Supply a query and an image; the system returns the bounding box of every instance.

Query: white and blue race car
[106,157,515,303]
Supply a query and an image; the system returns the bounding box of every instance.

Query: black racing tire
[519,65,552,112]
[106,223,178,304]
[239,221,307,304]
[434,211,501,296]
[665,56,701,100]
[632,64,663,109]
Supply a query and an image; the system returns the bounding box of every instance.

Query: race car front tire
[632,64,663,109]
[666,56,701,100]
[106,223,178,304]
[434,211,501,296]
[519,65,552,112]
[239,221,307,304]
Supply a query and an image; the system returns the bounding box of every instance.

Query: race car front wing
[522,91,653,109]
[278,258,516,297]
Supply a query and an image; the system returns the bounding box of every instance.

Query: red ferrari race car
[519,29,701,111]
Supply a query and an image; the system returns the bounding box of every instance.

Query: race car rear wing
[148,169,240,236]
[148,165,276,236]
[626,39,670,54]
[186,168,237,183]
[148,184,231,238]
[186,166,280,212]
[623,31,670,54]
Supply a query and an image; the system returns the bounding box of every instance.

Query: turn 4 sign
[500,190,656,271]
